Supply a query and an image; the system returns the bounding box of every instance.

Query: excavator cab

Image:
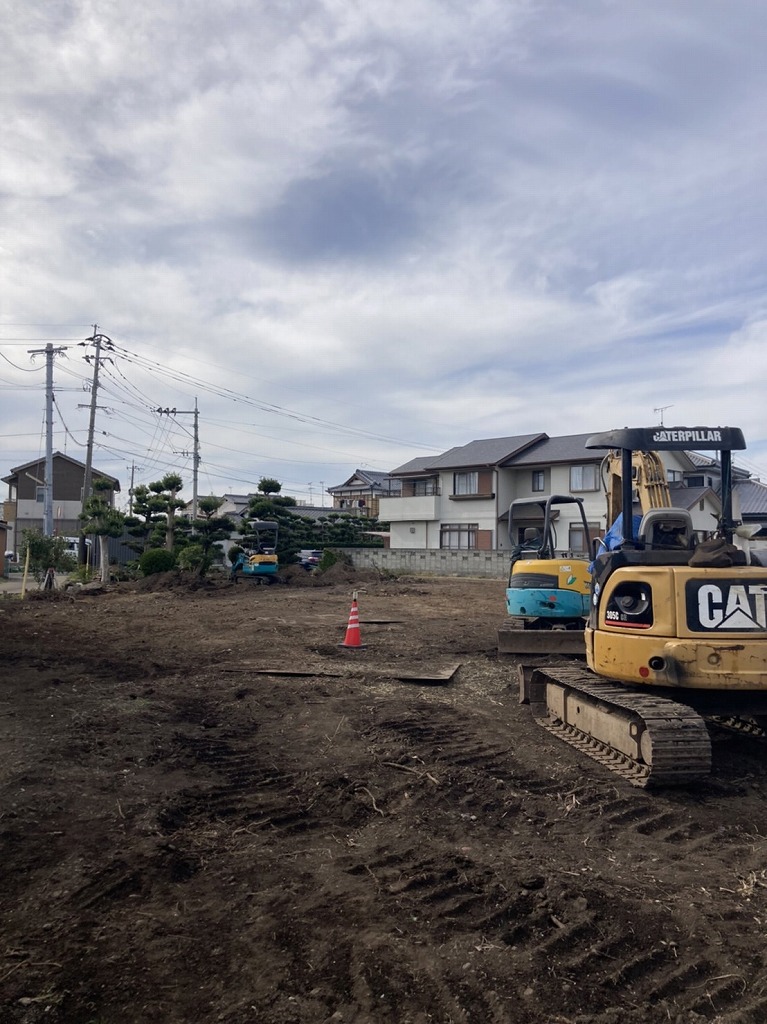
[638,508,694,551]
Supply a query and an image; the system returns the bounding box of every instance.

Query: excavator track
[706,715,767,743]
[527,664,712,788]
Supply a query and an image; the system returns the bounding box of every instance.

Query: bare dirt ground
[3,565,767,1024]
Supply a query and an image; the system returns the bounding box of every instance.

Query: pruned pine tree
[189,496,236,576]
[124,483,168,552]
[79,478,125,582]
[148,473,185,550]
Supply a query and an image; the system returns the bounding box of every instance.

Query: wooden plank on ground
[390,664,461,685]
[221,662,462,684]
[222,666,346,677]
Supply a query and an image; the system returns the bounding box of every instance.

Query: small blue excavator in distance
[230,520,280,584]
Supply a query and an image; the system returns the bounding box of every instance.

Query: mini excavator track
[526,664,712,788]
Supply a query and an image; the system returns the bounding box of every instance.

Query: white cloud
[2,0,767,498]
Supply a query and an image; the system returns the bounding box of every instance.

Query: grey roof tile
[389,455,441,475]
[423,433,546,470]
[504,432,602,466]
[736,480,767,516]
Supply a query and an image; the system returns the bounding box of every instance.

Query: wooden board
[223,663,461,685]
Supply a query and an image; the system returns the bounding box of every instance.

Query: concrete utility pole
[79,327,112,562]
[28,342,67,536]
[128,462,137,515]
[157,399,200,518]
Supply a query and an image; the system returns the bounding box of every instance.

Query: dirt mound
[319,561,383,585]
[279,564,322,585]
[278,561,385,587]
[133,569,219,593]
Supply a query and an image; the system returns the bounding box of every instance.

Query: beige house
[2,453,120,557]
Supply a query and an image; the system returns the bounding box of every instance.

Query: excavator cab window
[650,523,687,548]
[638,509,694,551]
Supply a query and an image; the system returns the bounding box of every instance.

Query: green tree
[124,483,168,552]
[80,478,126,582]
[187,496,236,576]
[257,477,282,496]
[148,473,185,550]
[20,529,77,584]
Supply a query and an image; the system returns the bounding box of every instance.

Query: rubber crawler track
[528,664,712,788]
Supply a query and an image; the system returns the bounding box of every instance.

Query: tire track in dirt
[147,691,767,1024]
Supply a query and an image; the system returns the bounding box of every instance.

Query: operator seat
[638,509,694,551]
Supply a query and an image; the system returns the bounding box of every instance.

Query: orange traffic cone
[339,590,366,649]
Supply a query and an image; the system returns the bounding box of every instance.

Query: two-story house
[327,470,401,518]
[380,431,723,552]
[2,453,120,557]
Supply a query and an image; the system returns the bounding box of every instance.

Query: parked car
[297,549,322,570]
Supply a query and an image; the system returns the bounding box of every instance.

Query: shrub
[177,543,205,572]
[318,548,351,572]
[228,545,245,565]
[139,548,177,576]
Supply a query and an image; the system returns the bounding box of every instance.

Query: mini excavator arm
[603,449,672,528]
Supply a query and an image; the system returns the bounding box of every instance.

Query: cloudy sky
[3,0,767,506]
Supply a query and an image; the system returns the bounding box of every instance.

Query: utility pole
[79,327,112,562]
[157,399,200,518]
[28,342,67,536]
[128,462,137,515]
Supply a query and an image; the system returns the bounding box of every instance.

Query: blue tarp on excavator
[590,512,643,570]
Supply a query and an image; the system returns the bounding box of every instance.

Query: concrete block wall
[344,547,509,579]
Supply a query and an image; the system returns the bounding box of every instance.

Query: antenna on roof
[653,405,673,425]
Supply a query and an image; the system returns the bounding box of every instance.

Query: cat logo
[686,580,767,631]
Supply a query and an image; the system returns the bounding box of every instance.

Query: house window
[532,470,545,492]
[440,523,477,549]
[413,478,438,496]
[569,522,600,555]
[453,471,478,496]
[569,464,598,492]
[667,470,683,484]
[35,486,45,503]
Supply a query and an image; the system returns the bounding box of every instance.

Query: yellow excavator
[521,425,767,788]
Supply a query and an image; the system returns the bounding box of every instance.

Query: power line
[0,350,46,372]
[108,341,440,451]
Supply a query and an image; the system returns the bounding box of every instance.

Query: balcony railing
[378,494,439,521]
